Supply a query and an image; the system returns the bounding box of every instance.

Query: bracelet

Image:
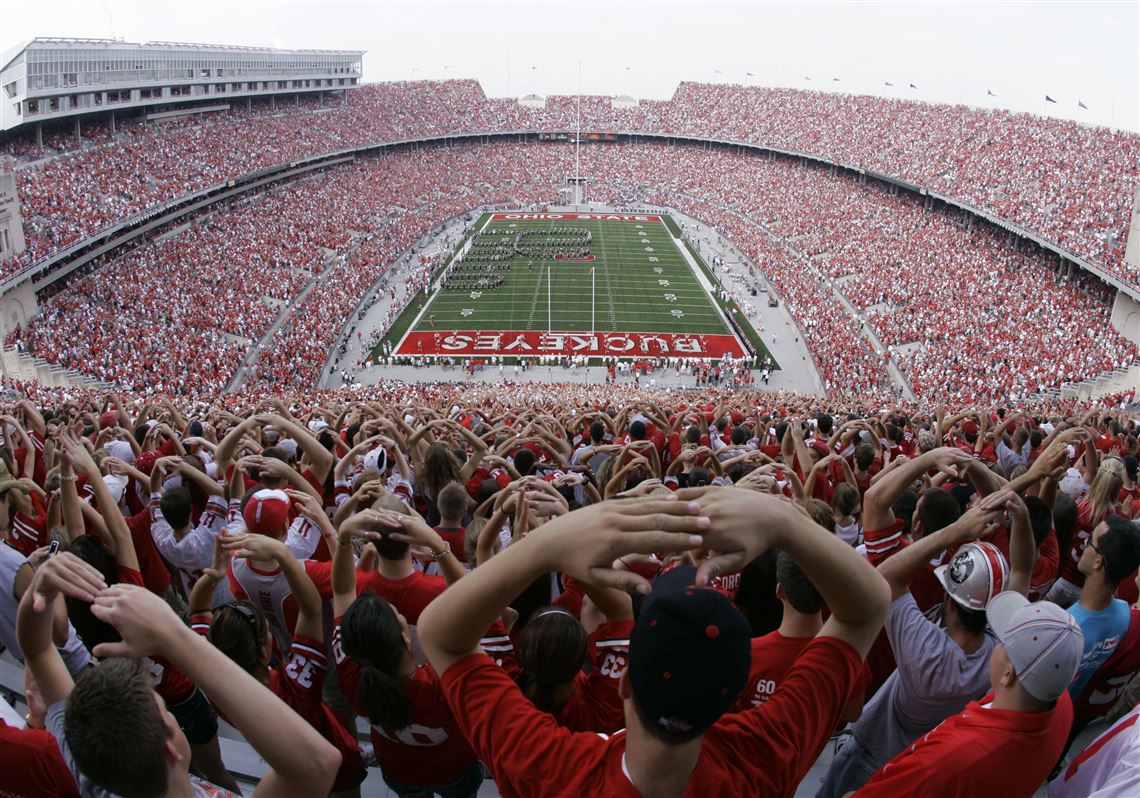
[336,537,353,549]
[59,475,78,482]
[430,540,452,561]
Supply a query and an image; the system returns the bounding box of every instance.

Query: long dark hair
[209,601,269,679]
[340,592,411,733]
[515,608,587,712]
[66,536,122,652]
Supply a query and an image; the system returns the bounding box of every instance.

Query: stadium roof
[1,37,364,72]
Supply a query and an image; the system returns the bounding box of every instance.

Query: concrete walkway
[320,212,482,386]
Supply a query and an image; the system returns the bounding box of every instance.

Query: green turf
[377,214,775,364]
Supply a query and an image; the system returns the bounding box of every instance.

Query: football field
[389,213,757,361]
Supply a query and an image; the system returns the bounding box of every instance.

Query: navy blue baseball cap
[629,566,751,736]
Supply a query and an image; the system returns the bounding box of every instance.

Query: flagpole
[548,264,552,333]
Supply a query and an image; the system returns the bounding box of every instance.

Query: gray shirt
[851,593,995,765]
[1,543,91,675]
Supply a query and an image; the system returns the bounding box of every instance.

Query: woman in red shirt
[332,508,483,798]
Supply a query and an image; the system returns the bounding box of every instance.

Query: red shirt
[556,620,632,734]
[465,467,512,501]
[1028,529,1060,602]
[0,719,80,798]
[855,692,1073,798]
[126,509,172,596]
[733,630,870,714]
[190,619,362,793]
[433,526,468,563]
[440,636,864,798]
[9,489,48,557]
[333,617,476,786]
[733,631,811,712]
[863,518,906,566]
[355,569,446,625]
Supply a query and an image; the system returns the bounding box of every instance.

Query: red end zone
[491,213,662,222]
[396,331,745,358]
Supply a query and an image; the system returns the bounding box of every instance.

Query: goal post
[565,175,589,206]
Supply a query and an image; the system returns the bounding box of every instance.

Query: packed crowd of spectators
[6,140,1136,408]
[2,80,1136,284]
[0,382,1138,798]
[574,143,1137,404]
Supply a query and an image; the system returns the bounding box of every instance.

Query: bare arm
[91,585,340,798]
[877,503,1002,601]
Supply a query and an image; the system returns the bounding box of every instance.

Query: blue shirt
[1067,598,1131,698]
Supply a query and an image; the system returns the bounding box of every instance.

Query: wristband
[59,475,78,482]
[430,540,452,561]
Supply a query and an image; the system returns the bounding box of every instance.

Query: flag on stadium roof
[832,77,840,82]
[746,72,755,77]
[884,81,893,86]
[1045,94,1057,103]
[987,89,997,96]
[805,76,812,81]
[909,83,918,89]
[1078,100,1088,109]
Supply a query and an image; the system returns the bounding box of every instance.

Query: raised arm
[16,553,107,707]
[90,584,339,798]
[419,497,705,674]
[189,536,232,615]
[876,503,1003,600]
[685,488,891,658]
[226,534,323,641]
[863,447,973,532]
[62,434,138,572]
[1001,491,1035,597]
[263,414,334,483]
[214,415,261,476]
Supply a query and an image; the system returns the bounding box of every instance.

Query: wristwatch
[430,541,452,561]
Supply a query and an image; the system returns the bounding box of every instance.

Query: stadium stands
[6,139,1136,404]
[3,80,1137,285]
[3,67,1140,798]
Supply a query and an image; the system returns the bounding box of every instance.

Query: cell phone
[49,540,60,555]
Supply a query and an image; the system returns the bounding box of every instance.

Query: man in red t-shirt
[855,592,1083,798]
[418,490,889,797]
[433,481,470,565]
[732,551,866,721]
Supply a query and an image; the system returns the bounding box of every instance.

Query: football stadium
[0,3,1138,797]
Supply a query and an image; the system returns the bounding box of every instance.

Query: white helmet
[934,542,1009,612]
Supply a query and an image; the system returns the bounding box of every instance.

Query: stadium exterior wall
[1111,292,1140,347]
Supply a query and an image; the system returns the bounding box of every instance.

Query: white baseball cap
[362,447,388,476]
[986,591,1084,702]
[277,439,299,461]
[102,474,129,504]
[104,440,135,464]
